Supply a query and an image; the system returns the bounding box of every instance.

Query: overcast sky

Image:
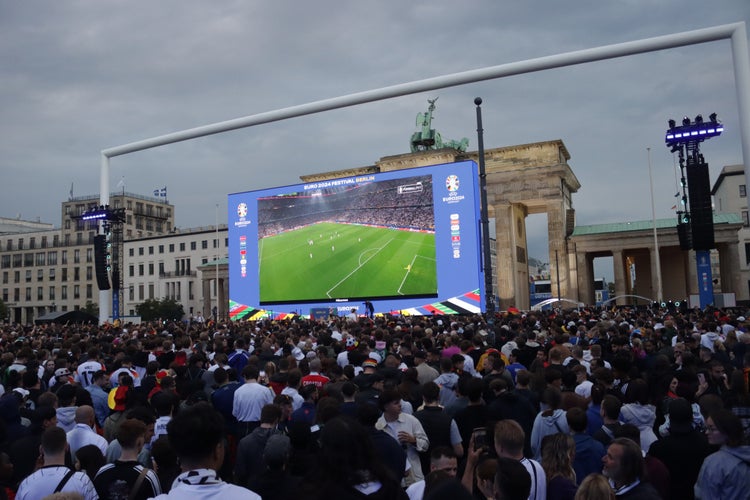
[1,1,748,275]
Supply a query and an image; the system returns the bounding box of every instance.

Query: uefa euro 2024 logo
[237,203,248,219]
[445,175,459,193]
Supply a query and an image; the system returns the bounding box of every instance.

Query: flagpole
[215,203,220,322]
[648,147,663,303]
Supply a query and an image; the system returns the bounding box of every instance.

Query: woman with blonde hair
[574,473,614,500]
[541,433,577,500]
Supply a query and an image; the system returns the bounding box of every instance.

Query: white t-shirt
[520,457,547,500]
[76,360,104,388]
[405,479,425,500]
[16,465,98,500]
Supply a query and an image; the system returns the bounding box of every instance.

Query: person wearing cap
[352,363,384,408]
[649,398,711,500]
[50,366,74,392]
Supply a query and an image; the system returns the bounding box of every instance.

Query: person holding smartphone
[375,389,430,487]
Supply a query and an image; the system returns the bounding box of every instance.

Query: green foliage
[0,298,8,321]
[82,300,99,318]
[136,298,185,321]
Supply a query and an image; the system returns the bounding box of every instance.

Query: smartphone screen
[473,428,487,451]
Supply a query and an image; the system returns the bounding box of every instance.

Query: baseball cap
[55,368,71,378]
[12,387,29,399]
[362,359,378,369]
[292,347,305,361]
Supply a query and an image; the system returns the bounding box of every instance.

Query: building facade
[0,193,174,324]
[122,227,228,320]
[712,164,750,301]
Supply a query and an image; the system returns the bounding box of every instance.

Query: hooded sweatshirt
[56,405,78,432]
[530,409,569,460]
[434,372,459,407]
[695,445,750,500]
[700,331,722,352]
[0,394,30,444]
[619,403,657,453]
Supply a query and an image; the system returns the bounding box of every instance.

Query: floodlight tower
[665,114,723,308]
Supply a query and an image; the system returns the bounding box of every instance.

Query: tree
[0,298,8,322]
[136,298,184,322]
[82,300,99,318]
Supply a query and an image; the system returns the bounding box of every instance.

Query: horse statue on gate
[410,97,469,153]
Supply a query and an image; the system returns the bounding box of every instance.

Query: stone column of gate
[649,246,661,303]
[494,203,516,311]
[612,250,627,306]
[218,277,227,320]
[547,203,569,300]
[575,250,594,305]
[718,242,741,299]
[202,276,212,321]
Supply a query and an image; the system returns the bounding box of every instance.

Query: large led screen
[228,160,484,317]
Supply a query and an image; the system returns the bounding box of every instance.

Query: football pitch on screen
[258,222,437,303]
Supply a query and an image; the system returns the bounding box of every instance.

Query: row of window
[128,238,226,257]
[2,284,92,302]
[3,235,59,251]
[126,280,195,302]
[2,267,92,284]
[128,258,198,277]
[0,249,92,269]
[4,232,99,251]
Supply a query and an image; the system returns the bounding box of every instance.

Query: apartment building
[122,226,228,318]
[0,193,174,324]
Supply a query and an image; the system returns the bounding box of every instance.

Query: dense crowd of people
[258,177,434,238]
[0,304,749,499]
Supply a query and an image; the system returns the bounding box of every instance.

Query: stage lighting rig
[665,114,723,149]
[75,205,126,223]
[665,112,723,308]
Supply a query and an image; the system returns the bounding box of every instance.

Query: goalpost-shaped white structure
[98,22,750,324]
